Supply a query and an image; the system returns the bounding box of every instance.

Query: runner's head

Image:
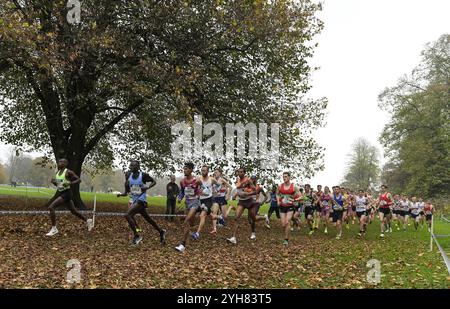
[213,167,222,178]
[237,167,246,179]
[394,194,399,201]
[250,175,258,184]
[170,175,176,183]
[129,160,140,172]
[282,172,291,184]
[418,197,423,202]
[380,184,388,193]
[57,158,68,169]
[304,183,311,193]
[358,189,364,197]
[317,185,322,192]
[324,186,330,194]
[333,186,340,194]
[201,165,209,177]
[411,196,417,202]
[183,162,194,176]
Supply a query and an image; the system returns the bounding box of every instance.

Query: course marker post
[429,214,434,252]
[92,194,97,227]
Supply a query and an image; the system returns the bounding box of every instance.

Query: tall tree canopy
[341,137,380,191]
[0,0,326,207]
[379,34,449,197]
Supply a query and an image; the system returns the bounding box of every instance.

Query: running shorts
[200,197,213,215]
[378,207,391,215]
[54,189,73,203]
[238,198,254,209]
[304,206,315,218]
[280,206,295,214]
[425,214,432,221]
[332,210,344,222]
[356,210,368,218]
[212,196,227,206]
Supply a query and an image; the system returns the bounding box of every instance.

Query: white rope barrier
[0,210,187,217]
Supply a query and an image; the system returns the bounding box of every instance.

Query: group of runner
[43,159,435,252]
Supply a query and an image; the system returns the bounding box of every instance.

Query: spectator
[166,175,179,221]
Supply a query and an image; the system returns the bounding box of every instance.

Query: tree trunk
[67,154,87,210]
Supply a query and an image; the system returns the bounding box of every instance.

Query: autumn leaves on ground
[0,196,449,289]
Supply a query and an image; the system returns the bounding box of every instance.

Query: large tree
[341,137,380,191]
[0,0,326,207]
[379,34,449,197]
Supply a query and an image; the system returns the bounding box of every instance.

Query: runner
[276,172,301,245]
[45,158,93,236]
[266,185,280,229]
[377,184,393,238]
[191,165,220,239]
[117,160,166,246]
[418,197,426,228]
[175,162,203,252]
[330,186,345,239]
[291,187,304,232]
[399,195,410,231]
[424,201,434,232]
[247,175,269,239]
[392,194,402,231]
[355,189,369,237]
[313,185,323,231]
[409,196,421,231]
[303,184,315,235]
[211,168,231,233]
[342,188,352,230]
[226,168,258,244]
[320,186,332,234]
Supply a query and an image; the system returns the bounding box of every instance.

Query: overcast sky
[0,0,448,185]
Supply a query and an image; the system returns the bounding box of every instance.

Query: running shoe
[160,229,166,245]
[86,219,94,232]
[308,230,314,235]
[324,228,328,234]
[227,237,237,244]
[250,233,256,240]
[45,226,58,236]
[283,240,289,246]
[132,235,143,246]
[191,232,200,240]
[175,243,186,252]
[380,233,385,238]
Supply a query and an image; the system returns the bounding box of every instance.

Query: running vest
[424,203,432,215]
[251,184,262,202]
[379,192,392,208]
[181,177,200,200]
[55,169,70,192]
[400,200,410,211]
[236,177,252,200]
[278,183,295,207]
[128,172,146,202]
[333,193,344,211]
[418,202,425,211]
[410,202,420,215]
[270,192,278,207]
[393,200,401,211]
[200,176,213,200]
[355,196,367,212]
[303,192,314,208]
[315,191,323,206]
[213,178,227,197]
[321,193,331,210]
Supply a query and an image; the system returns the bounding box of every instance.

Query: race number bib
[283,196,290,204]
[56,179,65,190]
[380,200,387,206]
[185,187,195,197]
[322,201,328,207]
[130,184,141,195]
[333,204,343,211]
[304,200,312,207]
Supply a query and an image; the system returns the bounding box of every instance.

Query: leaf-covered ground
[0,197,449,289]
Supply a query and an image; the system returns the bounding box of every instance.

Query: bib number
[130,184,142,195]
[185,187,195,197]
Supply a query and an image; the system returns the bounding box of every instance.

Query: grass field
[0,192,449,289]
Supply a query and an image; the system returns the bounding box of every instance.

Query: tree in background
[28,157,55,187]
[0,162,6,184]
[0,0,327,208]
[379,34,449,198]
[341,137,380,191]
[5,147,33,185]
